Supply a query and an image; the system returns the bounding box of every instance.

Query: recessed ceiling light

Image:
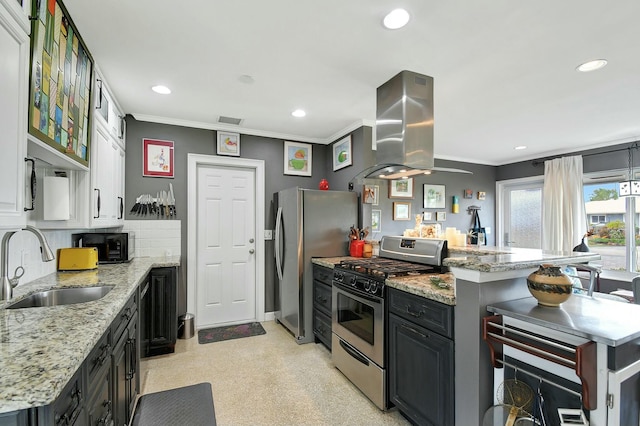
[238,74,255,84]
[514,145,527,150]
[291,109,306,118]
[576,59,608,72]
[383,8,410,29]
[152,85,171,94]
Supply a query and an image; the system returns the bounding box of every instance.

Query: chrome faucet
[1,226,55,301]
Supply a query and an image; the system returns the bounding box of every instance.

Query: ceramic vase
[526,264,573,307]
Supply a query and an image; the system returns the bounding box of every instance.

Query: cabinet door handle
[96,343,111,367]
[24,158,35,211]
[119,115,125,139]
[316,295,327,303]
[400,322,429,339]
[97,400,112,425]
[118,196,124,219]
[96,79,103,109]
[94,188,101,218]
[406,305,424,318]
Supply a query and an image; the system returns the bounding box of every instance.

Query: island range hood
[356,70,471,180]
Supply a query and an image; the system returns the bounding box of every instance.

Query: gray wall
[496,142,636,181]
[124,116,498,314]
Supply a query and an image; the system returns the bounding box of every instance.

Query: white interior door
[196,164,256,327]
[187,154,265,329]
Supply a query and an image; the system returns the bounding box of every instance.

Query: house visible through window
[590,215,606,224]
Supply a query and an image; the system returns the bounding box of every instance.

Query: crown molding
[131,114,375,145]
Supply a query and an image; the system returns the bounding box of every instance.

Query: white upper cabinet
[95,68,126,149]
[0,1,29,229]
[89,75,125,228]
[0,0,30,34]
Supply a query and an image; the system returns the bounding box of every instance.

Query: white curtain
[542,155,587,252]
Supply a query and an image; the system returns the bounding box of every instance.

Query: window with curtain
[498,172,639,272]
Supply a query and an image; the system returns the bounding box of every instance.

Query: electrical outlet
[264,230,273,240]
[485,227,491,234]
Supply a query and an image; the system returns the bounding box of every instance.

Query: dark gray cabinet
[388,287,454,426]
[141,267,177,357]
[0,285,142,426]
[112,293,139,426]
[312,265,333,350]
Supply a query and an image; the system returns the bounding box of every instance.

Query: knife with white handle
[169,183,176,216]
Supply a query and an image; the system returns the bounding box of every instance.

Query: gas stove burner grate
[337,258,438,278]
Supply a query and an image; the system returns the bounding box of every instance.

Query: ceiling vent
[218,116,243,125]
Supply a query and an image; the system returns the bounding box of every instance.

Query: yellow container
[57,248,99,271]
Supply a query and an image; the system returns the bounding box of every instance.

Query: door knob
[249,238,254,243]
[249,249,255,254]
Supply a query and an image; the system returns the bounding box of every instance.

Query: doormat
[198,322,266,344]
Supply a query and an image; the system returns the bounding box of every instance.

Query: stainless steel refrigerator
[274,187,358,344]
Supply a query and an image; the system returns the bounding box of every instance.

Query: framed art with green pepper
[28,0,94,167]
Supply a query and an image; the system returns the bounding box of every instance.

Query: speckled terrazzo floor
[140,320,410,426]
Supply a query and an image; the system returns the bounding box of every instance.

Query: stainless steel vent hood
[355,70,471,180]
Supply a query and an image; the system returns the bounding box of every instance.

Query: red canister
[349,240,365,257]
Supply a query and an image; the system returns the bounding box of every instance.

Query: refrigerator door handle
[275,206,284,280]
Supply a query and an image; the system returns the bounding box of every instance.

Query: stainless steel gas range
[331,235,448,410]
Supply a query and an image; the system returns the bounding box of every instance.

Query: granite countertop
[0,256,180,414]
[487,295,640,346]
[386,273,455,305]
[311,257,456,305]
[445,245,601,273]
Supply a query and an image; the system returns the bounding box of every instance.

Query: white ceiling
[62,0,640,166]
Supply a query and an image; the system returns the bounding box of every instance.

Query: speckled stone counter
[386,273,455,305]
[0,256,180,414]
[311,256,354,269]
[311,257,455,305]
[445,245,600,273]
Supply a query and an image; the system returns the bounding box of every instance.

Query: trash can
[178,313,195,339]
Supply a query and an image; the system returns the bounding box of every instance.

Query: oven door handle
[339,339,370,366]
[333,281,383,304]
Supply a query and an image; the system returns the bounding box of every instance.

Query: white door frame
[187,153,266,327]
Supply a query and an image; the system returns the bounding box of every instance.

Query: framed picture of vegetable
[423,184,446,209]
[283,141,312,176]
[389,178,414,199]
[332,135,352,171]
[28,0,94,167]
[217,131,240,156]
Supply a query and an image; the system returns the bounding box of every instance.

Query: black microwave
[72,232,135,263]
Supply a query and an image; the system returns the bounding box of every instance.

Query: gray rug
[198,322,266,344]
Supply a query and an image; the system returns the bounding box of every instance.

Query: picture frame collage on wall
[388,178,413,221]
[422,183,447,222]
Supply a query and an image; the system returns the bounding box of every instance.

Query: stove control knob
[334,272,343,282]
[370,282,378,294]
[349,276,357,286]
[363,280,371,291]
